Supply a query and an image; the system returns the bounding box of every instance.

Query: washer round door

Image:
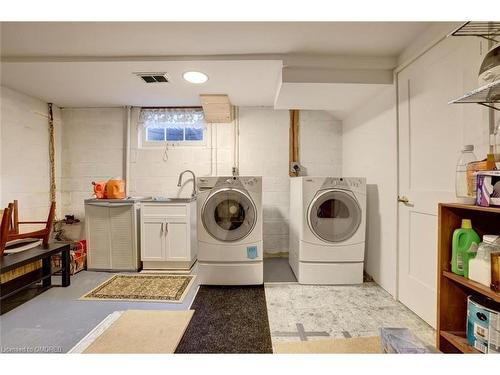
[307,189,362,243]
[202,188,257,242]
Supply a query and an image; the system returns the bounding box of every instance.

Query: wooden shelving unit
[437,203,500,353]
[443,271,500,302]
[439,331,481,354]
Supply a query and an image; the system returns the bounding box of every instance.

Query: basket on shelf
[51,240,86,275]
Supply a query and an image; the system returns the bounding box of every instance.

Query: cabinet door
[141,217,165,261]
[109,205,135,269]
[85,204,111,269]
[165,218,189,261]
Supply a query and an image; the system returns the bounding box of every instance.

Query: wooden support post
[289,110,300,177]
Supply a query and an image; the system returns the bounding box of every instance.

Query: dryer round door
[202,188,257,242]
[307,189,362,243]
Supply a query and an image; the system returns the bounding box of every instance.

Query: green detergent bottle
[451,219,480,277]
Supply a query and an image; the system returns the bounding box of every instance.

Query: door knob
[398,196,413,205]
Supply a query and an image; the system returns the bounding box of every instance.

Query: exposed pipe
[487,36,496,153]
[48,103,57,213]
[394,25,453,74]
[124,106,131,196]
[233,106,240,175]
[209,123,214,176]
[394,72,400,301]
[214,122,218,176]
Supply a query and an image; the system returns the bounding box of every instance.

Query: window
[140,107,205,145]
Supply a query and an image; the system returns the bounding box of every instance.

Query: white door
[165,218,189,261]
[141,217,165,261]
[397,36,484,327]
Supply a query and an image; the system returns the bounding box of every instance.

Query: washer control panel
[240,177,261,191]
[197,176,261,192]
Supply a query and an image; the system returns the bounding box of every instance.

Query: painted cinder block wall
[60,108,125,219]
[0,86,62,231]
[59,106,342,254]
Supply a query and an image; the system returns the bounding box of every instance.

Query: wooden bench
[0,242,71,301]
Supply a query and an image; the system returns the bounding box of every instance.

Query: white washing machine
[289,177,366,284]
[196,176,263,285]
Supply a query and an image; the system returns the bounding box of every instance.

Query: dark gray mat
[175,285,273,353]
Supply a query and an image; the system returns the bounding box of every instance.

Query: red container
[92,181,107,199]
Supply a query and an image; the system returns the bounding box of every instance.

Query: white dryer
[289,177,366,284]
[196,176,263,285]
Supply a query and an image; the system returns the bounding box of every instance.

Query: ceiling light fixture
[183,71,209,84]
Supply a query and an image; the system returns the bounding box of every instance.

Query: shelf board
[440,331,481,354]
[448,80,500,109]
[442,271,500,302]
[439,202,500,214]
[449,21,500,42]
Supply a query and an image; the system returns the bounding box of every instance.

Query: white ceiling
[0,60,282,107]
[1,22,429,57]
[0,22,431,112]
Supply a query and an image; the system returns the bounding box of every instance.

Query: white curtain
[139,108,205,129]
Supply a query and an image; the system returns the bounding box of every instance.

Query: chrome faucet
[177,170,196,198]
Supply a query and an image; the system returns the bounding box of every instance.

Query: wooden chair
[1,205,13,256]
[8,201,56,246]
[8,200,19,236]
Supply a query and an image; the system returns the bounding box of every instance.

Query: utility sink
[145,196,196,203]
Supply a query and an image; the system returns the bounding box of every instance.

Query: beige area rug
[273,336,381,354]
[80,274,195,303]
[79,310,194,353]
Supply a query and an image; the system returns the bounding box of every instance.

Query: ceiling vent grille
[135,72,169,83]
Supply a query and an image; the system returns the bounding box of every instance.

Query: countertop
[85,196,196,204]
[141,197,196,203]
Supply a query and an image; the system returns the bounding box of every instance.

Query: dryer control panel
[320,177,366,192]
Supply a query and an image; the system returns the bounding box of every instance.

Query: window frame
[139,107,207,148]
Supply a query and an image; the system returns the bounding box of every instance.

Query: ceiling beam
[282,54,397,70]
[0,54,285,63]
[0,53,398,71]
[282,66,393,85]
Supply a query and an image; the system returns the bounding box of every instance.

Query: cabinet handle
[160,222,164,235]
[165,222,168,235]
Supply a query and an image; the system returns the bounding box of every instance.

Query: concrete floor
[263,257,297,283]
[0,270,200,353]
[1,257,434,353]
[0,257,293,353]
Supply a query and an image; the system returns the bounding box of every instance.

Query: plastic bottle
[456,145,478,204]
[451,219,480,277]
[469,235,500,286]
[486,153,496,170]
